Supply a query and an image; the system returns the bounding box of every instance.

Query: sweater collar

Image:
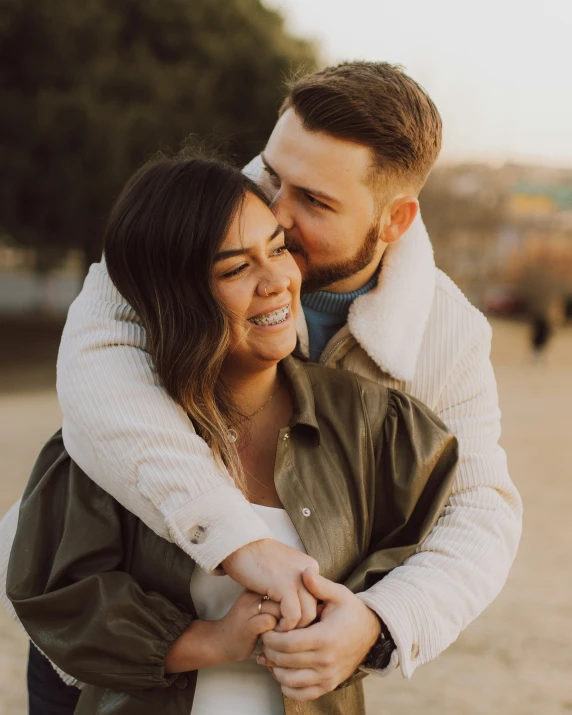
[301,265,381,317]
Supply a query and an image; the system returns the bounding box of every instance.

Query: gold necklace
[227,380,280,444]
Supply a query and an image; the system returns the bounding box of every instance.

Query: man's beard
[288,222,381,294]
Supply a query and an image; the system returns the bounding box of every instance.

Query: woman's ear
[380,196,419,244]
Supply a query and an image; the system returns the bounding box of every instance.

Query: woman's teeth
[248,305,290,327]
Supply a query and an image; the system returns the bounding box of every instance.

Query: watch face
[365,632,396,670]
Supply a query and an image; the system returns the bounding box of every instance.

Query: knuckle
[278,670,294,687]
[263,646,277,660]
[268,651,283,666]
[246,622,258,637]
[321,652,335,668]
[262,614,277,630]
[311,636,325,651]
[300,600,317,615]
[325,677,338,693]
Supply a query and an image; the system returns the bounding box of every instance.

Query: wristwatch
[336,618,397,691]
[362,619,396,670]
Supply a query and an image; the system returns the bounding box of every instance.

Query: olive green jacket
[8,357,457,715]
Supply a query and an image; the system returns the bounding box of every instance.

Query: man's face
[260,109,384,293]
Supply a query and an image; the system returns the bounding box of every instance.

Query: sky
[265,0,572,168]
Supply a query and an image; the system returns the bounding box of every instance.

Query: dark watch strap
[362,620,396,670]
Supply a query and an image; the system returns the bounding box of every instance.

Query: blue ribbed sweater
[301,268,380,362]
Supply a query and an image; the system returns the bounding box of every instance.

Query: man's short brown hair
[280,61,442,194]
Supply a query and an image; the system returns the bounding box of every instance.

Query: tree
[0,0,317,269]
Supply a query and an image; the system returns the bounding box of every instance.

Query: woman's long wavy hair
[104,152,270,492]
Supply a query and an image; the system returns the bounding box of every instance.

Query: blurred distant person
[530,313,553,364]
[0,61,522,712]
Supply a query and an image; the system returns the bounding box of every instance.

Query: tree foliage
[0,0,316,266]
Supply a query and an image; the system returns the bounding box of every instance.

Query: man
[18,61,521,705]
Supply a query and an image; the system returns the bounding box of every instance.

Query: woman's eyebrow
[214,224,284,263]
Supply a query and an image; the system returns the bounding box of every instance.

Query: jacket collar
[280,356,320,442]
[347,212,436,382]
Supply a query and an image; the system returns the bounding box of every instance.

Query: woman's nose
[257,267,290,298]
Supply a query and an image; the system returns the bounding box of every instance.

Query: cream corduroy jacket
[0,199,522,681]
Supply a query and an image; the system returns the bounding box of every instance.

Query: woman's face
[213,192,301,372]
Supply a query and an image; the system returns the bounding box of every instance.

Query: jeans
[28,642,80,715]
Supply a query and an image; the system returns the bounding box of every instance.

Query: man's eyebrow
[214,224,284,263]
[260,153,340,206]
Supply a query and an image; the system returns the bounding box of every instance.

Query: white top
[190,504,305,715]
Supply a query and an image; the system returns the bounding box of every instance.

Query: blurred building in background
[3,163,572,319]
[421,163,572,321]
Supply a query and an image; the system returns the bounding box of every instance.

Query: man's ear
[380,196,419,244]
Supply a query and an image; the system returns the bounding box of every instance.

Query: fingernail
[257,655,267,666]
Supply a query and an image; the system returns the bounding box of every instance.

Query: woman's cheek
[217,283,246,317]
[286,255,302,285]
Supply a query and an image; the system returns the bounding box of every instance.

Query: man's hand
[258,568,381,702]
[221,539,319,631]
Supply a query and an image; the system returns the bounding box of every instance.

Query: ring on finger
[258,595,270,614]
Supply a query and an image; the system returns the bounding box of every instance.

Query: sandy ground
[1,318,571,714]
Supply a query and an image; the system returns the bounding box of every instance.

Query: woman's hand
[214,590,282,663]
[221,539,319,631]
[165,590,281,673]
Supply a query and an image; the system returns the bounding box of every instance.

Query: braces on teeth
[248,305,290,326]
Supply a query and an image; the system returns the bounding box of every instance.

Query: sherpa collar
[347,212,436,382]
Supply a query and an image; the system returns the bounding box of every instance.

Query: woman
[8,153,458,715]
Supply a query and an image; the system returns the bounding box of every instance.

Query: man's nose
[271,192,295,231]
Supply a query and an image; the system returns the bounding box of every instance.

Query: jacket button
[283,432,290,441]
[411,644,420,659]
[301,507,311,517]
[189,525,207,545]
[175,674,189,689]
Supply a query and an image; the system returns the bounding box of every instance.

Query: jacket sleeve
[355,321,522,679]
[7,434,193,690]
[0,501,78,687]
[57,260,273,572]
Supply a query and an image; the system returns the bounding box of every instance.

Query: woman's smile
[248,304,291,328]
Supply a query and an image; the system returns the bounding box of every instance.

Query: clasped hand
[222,539,381,701]
[169,539,382,702]
[257,568,381,702]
